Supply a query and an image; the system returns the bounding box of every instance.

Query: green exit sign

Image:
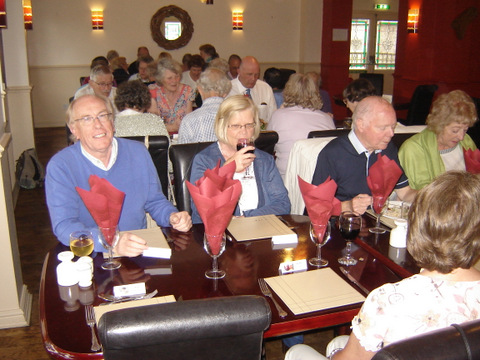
[375,4,390,10]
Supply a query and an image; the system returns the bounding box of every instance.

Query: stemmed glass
[98,225,121,270]
[338,211,362,266]
[309,221,331,267]
[69,230,94,257]
[204,233,226,279]
[236,138,255,179]
[370,196,389,234]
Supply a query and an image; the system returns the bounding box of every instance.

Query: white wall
[27,0,323,127]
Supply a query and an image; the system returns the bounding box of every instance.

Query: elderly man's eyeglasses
[228,123,256,131]
[74,113,113,126]
[94,81,114,88]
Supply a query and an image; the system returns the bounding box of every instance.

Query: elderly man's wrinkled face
[238,62,260,89]
[89,73,114,97]
[70,96,114,161]
[356,102,397,153]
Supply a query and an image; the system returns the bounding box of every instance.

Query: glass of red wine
[236,138,255,179]
[338,211,362,266]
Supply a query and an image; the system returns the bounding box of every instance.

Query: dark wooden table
[40,215,417,359]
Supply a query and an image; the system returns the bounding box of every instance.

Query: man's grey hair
[90,65,113,82]
[197,68,232,97]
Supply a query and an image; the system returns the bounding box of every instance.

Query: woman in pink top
[149,58,195,133]
[267,73,335,178]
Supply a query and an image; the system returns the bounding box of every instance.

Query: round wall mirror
[150,5,194,50]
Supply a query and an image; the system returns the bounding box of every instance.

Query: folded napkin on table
[76,175,125,241]
[298,175,341,239]
[186,161,242,255]
[464,148,480,174]
[366,154,402,212]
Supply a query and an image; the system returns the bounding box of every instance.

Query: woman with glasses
[190,95,290,224]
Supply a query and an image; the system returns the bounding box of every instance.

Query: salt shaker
[76,261,93,288]
[77,256,94,276]
[389,219,408,248]
[56,251,78,286]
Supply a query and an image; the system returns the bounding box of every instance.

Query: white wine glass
[338,211,362,266]
[204,233,226,279]
[370,196,388,234]
[309,221,331,267]
[98,226,121,270]
[69,230,94,257]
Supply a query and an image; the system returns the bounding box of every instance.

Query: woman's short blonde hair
[214,95,261,144]
[426,90,478,135]
[283,73,323,111]
[407,171,480,273]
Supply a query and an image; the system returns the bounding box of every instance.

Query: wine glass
[69,230,94,257]
[98,226,121,270]
[236,138,255,179]
[309,221,331,267]
[204,233,226,279]
[370,196,389,234]
[338,211,362,266]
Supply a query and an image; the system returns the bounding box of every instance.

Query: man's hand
[342,194,372,215]
[169,211,192,232]
[115,232,148,257]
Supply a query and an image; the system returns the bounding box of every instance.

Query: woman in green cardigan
[399,90,477,190]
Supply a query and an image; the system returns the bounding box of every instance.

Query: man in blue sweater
[46,94,191,257]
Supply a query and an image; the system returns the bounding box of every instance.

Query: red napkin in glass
[76,175,125,243]
[463,149,480,174]
[186,161,242,255]
[366,154,402,212]
[298,175,341,239]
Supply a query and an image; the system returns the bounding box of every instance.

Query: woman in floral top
[148,58,195,133]
[285,170,480,360]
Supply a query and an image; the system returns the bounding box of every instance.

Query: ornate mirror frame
[150,5,194,50]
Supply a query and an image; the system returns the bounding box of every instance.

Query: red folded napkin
[463,148,480,174]
[186,161,242,255]
[298,175,341,239]
[76,175,125,243]
[366,154,402,212]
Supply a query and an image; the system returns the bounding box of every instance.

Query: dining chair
[395,84,438,126]
[169,141,213,213]
[308,129,350,139]
[124,135,170,197]
[98,295,272,360]
[255,130,279,157]
[371,319,480,360]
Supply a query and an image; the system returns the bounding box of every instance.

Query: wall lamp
[407,9,419,33]
[92,9,103,30]
[0,0,6,28]
[232,10,243,30]
[24,0,32,30]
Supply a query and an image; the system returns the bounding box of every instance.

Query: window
[349,19,398,71]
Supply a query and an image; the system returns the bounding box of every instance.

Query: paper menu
[121,227,172,259]
[227,215,297,242]
[264,268,366,315]
[94,295,176,324]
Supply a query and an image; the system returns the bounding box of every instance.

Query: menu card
[264,268,366,315]
[94,295,176,324]
[227,215,297,242]
[124,227,171,259]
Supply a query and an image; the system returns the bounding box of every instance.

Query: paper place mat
[366,209,395,229]
[264,268,366,315]
[94,295,176,324]
[227,214,297,242]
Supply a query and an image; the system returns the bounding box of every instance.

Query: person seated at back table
[75,65,118,112]
[128,55,155,85]
[45,94,191,257]
[399,89,477,190]
[267,73,336,179]
[342,78,377,114]
[286,170,480,360]
[312,96,416,214]
[190,95,290,224]
[178,68,231,144]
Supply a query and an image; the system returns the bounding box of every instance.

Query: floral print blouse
[352,274,480,352]
[149,84,195,125]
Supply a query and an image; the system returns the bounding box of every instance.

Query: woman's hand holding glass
[225,141,256,173]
